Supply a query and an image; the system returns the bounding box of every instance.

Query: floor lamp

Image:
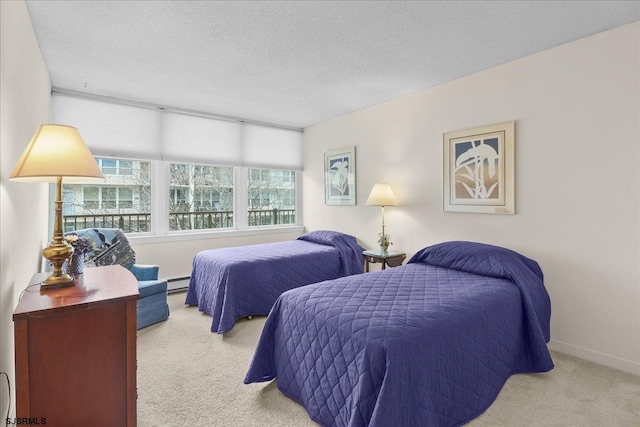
[365,183,397,253]
[10,124,105,289]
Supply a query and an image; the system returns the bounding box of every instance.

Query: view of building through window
[62,159,297,233]
[247,168,296,226]
[169,163,234,231]
[62,158,151,232]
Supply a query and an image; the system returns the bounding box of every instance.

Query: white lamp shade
[10,124,105,183]
[365,183,397,206]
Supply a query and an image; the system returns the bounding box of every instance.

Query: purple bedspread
[244,241,553,426]
[185,230,364,334]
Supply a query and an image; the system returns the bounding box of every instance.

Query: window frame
[247,167,297,228]
[145,161,303,242]
[56,156,303,243]
[60,157,154,233]
[167,161,235,232]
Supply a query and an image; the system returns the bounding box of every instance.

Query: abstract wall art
[443,121,515,214]
[325,146,356,205]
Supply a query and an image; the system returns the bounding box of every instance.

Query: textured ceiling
[26,1,640,129]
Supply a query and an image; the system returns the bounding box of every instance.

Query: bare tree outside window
[62,160,296,233]
[169,163,234,231]
[62,158,152,232]
[247,168,296,226]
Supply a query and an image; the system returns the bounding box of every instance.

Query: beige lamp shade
[365,183,397,206]
[10,124,104,183]
[10,124,104,288]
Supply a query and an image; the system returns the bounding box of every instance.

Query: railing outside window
[64,209,295,233]
[170,211,234,231]
[63,213,151,233]
[247,208,296,227]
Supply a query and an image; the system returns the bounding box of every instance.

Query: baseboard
[549,339,640,376]
[168,276,190,282]
[167,276,190,293]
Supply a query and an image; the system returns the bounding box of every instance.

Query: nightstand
[363,249,407,272]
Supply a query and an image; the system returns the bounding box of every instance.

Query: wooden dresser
[13,265,139,427]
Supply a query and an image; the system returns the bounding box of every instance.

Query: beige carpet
[137,292,640,426]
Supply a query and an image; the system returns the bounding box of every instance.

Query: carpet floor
[137,292,640,426]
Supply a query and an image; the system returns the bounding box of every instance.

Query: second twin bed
[185,230,364,333]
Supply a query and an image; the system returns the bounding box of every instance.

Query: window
[169,163,234,231]
[100,159,117,175]
[63,159,298,236]
[194,189,220,211]
[53,94,303,238]
[119,187,133,209]
[83,187,99,210]
[102,187,116,209]
[119,160,133,176]
[62,158,152,233]
[247,168,296,227]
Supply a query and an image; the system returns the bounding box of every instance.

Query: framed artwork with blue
[324,146,356,205]
[443,121,515,214]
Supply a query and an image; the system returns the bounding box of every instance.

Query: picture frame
[443,121,515,214]
[324,146,356,205]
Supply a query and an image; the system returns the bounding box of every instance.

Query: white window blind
[52,94,162,160]
[162,111,242,165]
[52,93,303,170]
[242,124,303,171]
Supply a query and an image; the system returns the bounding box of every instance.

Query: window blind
[52,93,303,170]
[242,123,303,171]
[52,94,162,160]
[162,111,242,165]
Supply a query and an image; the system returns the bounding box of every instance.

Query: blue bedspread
[244,241,553,426]
[185,230,364,334]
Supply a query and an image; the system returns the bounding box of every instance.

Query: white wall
[303,22,640,375]
[0,0,52,415]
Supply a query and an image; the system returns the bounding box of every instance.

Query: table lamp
[10,124,105,289]
[365,183,397,252]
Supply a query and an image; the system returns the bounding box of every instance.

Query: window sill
[127,225,305,245]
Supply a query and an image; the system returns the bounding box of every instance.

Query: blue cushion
[129,264,159,281]
[138,280,168,298]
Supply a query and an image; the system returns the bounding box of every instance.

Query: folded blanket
[67,228,136,269]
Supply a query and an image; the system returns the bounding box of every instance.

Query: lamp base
[41,236,75,290]
[41,273,75,289]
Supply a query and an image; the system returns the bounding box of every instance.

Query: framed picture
[443,121,515,214]
[324,146,356,205]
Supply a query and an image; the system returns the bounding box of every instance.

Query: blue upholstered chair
[65,228,170,329]
[130,263,171,329]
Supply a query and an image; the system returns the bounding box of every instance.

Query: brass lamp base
[37,176,76,290]
[41,274,75,289]
[41,237,75,290]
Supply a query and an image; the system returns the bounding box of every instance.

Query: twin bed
[243,241,554,426]
[187,234,553,426]
[185,230,364,333]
